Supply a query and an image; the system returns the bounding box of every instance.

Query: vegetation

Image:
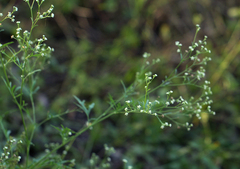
[0,0,239,168]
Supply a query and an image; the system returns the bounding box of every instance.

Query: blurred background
[0,0,240,168]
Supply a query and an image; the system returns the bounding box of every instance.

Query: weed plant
[0,0,214,168]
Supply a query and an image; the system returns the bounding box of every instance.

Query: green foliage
[2,0,239,168]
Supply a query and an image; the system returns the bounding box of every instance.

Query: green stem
[28,111,116,169]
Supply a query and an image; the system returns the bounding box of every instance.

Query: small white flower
[13,6,18,11]
[51,13,54,18]
[125,100,130,104]
[124,107,128,111]
[143,52,150,58]
[189,46,194,51]
[123,159,128,163]
[137,105,141,109]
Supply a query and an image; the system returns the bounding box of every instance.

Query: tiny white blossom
[13,6,18,11]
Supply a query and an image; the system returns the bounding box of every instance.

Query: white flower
[13,6,18,11]
[123,159,128,163]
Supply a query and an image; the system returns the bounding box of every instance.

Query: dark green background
[0,0,240,168]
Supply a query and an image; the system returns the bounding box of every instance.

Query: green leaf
[24,69,41,81]
[0,42,14,49]
[73,95,95,120]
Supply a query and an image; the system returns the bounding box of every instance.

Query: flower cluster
[0,138,23,168]
[7,2,55,63]
[123,25,214,131]
[0,6,18,23]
